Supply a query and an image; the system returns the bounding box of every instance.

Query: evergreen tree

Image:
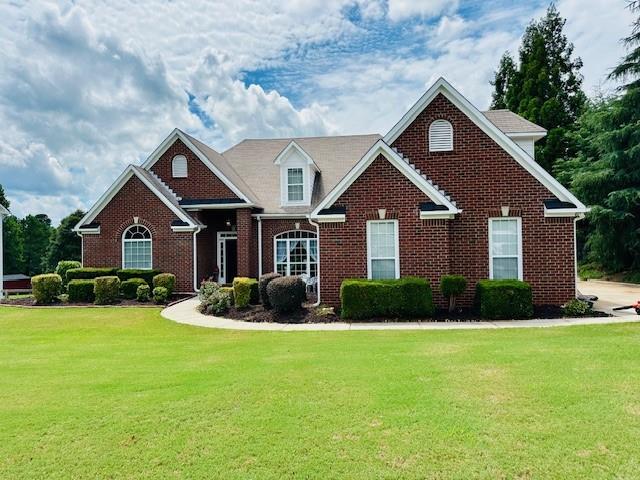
[610,1,640,90]
[490,53,517,109]
[0,184,9,210]
[21,214,54,276]
[2,216,25,274]
[42,210,84,272]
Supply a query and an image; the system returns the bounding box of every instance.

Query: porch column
[236,208,252,277]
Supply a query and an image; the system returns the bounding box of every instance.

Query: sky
[0,0,634,225]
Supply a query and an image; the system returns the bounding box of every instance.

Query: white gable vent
[172,155,188,178]
[429,119,453,152]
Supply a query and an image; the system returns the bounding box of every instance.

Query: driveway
[578,280,640,316]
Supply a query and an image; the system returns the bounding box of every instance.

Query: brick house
[74,78,587,308]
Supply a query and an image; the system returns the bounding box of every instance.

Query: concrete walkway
[577,279,640,316]
[161,298,639,331]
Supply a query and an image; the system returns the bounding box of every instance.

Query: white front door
[217,232,238,284]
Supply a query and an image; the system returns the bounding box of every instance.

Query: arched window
[274,230,318,277]
[172,155,188,178]
[429,119,453,152]
[122,225,152,269]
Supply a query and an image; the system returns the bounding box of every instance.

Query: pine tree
[610,1,640,90]
[42,210,84,272]
[490,53,517,109]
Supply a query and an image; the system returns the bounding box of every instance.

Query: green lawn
[1,308,640,479]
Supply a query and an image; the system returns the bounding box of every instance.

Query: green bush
[266,276,307,314]
[340,277,434,320]
[55,260,82,286]
[198,281,220,302]
[577,262,605,281]
[563,298,592,317]
[221,286,235,305]
[153,286,169,304]
[68,279,95,303]
[136,284,151,302]
[475,279,533,319]
[31,274,63,304]
[66,267,117,282]
[94,276,121,305]
[232,277,258,308]
[198,287,233,315]
[440,274,467,312]
[153,273,176,296]
[120,278,148,299]
[117,269,161,286]
[259,272,281,308]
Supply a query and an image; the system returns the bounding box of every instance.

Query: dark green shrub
[94,276,121,305]
[136,284,151,302]
[440,274,467,312]
[340,277,434,320]
[475,279,533,319]
[68,279,95,303]
[153,286,169,304]
[259,273,281,308]
[266,276,306,313]
[117,269,161,286]
[153,273,176,296]
[31,274,63,304]
[232,277,258,308]
[55,260,82,286]
[120,278,147,299]
[67,267,117,282]
[563,298,592,316]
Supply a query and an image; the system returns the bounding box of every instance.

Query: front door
[217,232,238,284]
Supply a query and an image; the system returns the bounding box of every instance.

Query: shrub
[259,273,281,308]
[198,280,220,302]
[563,298,592,317]
[136,284,151,302]
[66,267,117,282]
[55,260,81,286]
[120,278,147,299]
[68,279,95,303]
[340,277,434,320]
[153,273,176,296]
[440,274,467,312]
[475,279,533,319]
[221,286,235,305]
[153,286,169,304]
[117,269,162,286]
[232,277,259,308]
[31,274,63,304]
[94,276,121,305]
[266,276,306,313]
[198,288,233,315]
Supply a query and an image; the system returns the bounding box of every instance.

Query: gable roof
[482,110,547,136]
[383,77,587,213]
[273,140,320,171]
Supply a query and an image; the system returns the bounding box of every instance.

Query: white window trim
[488,217,523,280]
[122,225,153,270]
[172,154,188,178]
[286,167,305,203]
[366,219,400,280]
[429,119,453,152]
[273,230,318,276]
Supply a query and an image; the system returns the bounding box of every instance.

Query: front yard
[1,307,639,479]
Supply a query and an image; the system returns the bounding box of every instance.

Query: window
[123,225,152,269]
[489,218,522,280]
[172,155,188,178]
[287,168,304,202]
[367,220,399,280]
[429,119,453,151]
[274,230,318,277]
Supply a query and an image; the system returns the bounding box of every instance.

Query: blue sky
[0,0,633,224]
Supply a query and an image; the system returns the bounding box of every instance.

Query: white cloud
[387,0,458,21]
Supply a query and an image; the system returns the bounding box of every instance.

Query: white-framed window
[172,155,188,178]
[274,230,318,277]
[287,167,304,202]
[122,225,152,269]
[488,217,522,280]
[367,220,399,280]
[429,119,453,152]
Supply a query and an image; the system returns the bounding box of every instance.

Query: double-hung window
[287,168,304,202]
[367,220,399,280]
[489,218,522,280]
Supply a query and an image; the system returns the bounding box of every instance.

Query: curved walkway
[162,298,640,331]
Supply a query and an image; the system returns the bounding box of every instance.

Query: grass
[578,261,640,284]
[1,307,640,479]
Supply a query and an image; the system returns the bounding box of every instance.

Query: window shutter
[429,120,453,152]
[172,155,188,177]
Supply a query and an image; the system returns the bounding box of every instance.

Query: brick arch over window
[122,224,153,270]
[115,218,157,239]
[273,230,318,278]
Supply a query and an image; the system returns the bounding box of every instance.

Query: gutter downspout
[574,214,584,298]
[193,226,202,292]
[257,215,263,278]
[0,215,3,300]
[307,215,321,307]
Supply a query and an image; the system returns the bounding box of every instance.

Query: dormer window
[172,155,188,177]
[287,168,304,202]
[429,119,453,152]
[274,141,320,206]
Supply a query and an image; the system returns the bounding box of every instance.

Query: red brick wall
[151,139,240,200]
[82,175,194,292]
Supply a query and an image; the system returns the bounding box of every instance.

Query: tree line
[490,2,640,279]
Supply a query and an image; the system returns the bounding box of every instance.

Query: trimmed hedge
[221,286,235,305]
[120,278,148,299]
[266,276,306,313]
[153,273,176,296]
[94,276,120,305]
[68,279,95,303]
[233,277,258,308]
[475,279,533,319]
[153,286,169,304]
[31,274,63,304]
[440,274,467,312]
[67,267,117,282]
[340,277,434,320]
[117,269,161,286]
[136,284,151,302]
[259,273,281,309]
[55,260,82,286]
